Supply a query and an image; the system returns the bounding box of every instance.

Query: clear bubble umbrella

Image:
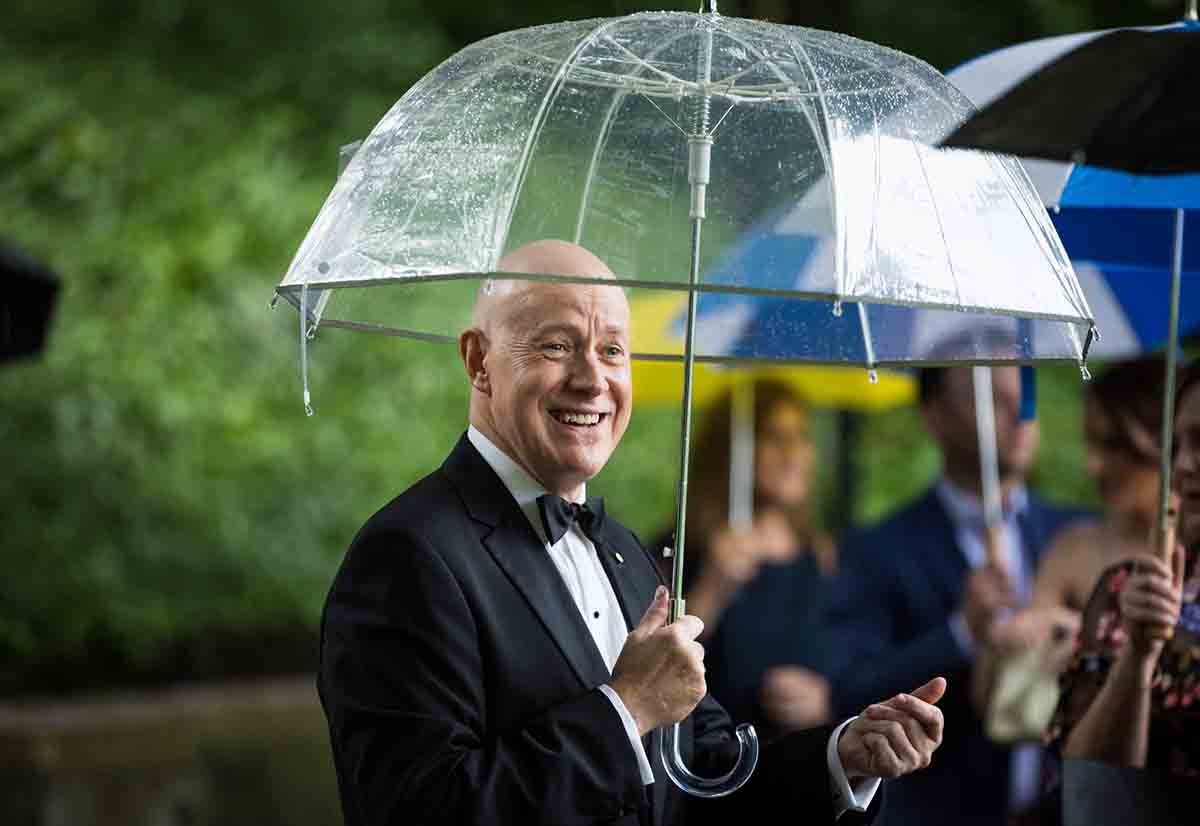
[274,3,1095,797]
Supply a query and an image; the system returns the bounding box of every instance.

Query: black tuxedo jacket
[319,434,878,826]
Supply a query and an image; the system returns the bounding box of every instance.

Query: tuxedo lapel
[443,434,610,690]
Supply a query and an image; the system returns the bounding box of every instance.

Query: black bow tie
[536,495,606,546]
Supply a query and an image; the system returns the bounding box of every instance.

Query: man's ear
[460,328,491,395]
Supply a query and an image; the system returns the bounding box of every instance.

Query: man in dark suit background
[827,365,1088,826]
[318,239,947,826]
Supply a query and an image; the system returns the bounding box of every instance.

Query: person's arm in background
[966,528,1088,717]
[1062,548,1184,767]
[685,513,793,631]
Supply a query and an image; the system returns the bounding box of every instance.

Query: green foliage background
[1,0,1180,693]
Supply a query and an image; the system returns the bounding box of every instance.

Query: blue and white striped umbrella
[947,18,1200,358]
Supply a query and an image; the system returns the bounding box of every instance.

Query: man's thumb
[637,586,670,633]
[911,676,947,705]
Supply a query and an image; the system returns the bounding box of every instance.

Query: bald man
[318,240,944,826]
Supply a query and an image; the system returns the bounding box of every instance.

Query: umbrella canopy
[942,24,1200,175]
[276,12,1093,369]
[276,6,1096,796]
[946,19,1200,359]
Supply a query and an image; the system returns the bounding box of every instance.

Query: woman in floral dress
[1037,365,1200,822]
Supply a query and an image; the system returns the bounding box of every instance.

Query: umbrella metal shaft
[670,216,704,624]
[1157,208,1186,544]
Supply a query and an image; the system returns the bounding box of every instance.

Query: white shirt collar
[935,476,1028,528]
[467,425,586,544]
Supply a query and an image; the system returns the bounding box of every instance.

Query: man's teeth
[553,411,601,425]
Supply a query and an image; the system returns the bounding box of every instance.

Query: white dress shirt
[468,426,878,817]
[935,479,1042,812]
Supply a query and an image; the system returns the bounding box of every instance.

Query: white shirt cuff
[828,717,882,817]
[949,610,976,657]
[599,684,655,785]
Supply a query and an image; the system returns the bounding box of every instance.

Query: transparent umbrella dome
[274,6,1097,800]
[276,10,1095,371]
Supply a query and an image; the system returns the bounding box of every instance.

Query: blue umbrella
[946,18,1200,361]
[943,11,1200,615]
[671,213,1046,544]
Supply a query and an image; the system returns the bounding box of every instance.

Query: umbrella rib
[910,140,964,309]
[573,27,698,244]
[279,277,1091,326]
[784,38,841,299]
[494,17,629,267]
[639,93,690,137]
[991,152,1095,335]
[381,73,492,248]
[599,34,693,88]
[708,101,738,137]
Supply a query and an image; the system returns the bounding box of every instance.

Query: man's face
[482,282,632,495]
[925,366,1039,480]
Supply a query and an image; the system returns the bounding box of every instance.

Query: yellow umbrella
[630,293,915,412]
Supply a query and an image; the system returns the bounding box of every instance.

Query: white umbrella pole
[662,19,759,798]
[1148,209,1185,642]
[729,378,755,528]
[973,366,1005,570]
[1187,1,1198,22]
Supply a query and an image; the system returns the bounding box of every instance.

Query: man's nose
[568,350,606,394]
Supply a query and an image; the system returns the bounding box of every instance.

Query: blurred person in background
[969,358,1175,730]
[1031,357,1172,617]
[1036,362,1200,819]
[826,364,1089,826]
[653,378,840,741]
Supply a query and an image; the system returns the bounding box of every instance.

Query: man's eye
[544,342,568,353]
[604,345,625,358]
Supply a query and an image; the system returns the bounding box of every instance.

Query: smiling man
[317,239,946,826]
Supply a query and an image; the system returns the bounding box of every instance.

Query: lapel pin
[662,546,673,558]
[614,552,625,564]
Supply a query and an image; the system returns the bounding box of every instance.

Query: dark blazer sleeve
[686,714,881,825]
[825,528,969,718]
[319,526,647,826]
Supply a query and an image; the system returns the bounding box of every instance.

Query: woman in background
[1030,357,1171,617]
[653,378,838,739]
[972,359,1172,741]
[1036,361,1200,818]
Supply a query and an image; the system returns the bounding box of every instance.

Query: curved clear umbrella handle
[659,719,759,798]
